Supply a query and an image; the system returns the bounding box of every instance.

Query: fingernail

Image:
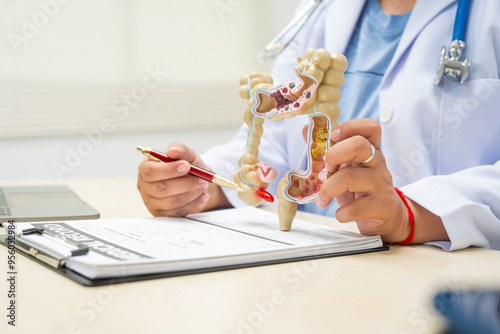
[177,162,190,173]
[323,156,335,173]
[331,128,341,141]
[316,196,325,208]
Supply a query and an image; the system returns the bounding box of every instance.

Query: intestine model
[235,48,347,231]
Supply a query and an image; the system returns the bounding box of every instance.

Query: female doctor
[137,0,500,251]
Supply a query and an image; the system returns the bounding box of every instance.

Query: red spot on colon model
[255,187,274,203]
[270,91,291,110]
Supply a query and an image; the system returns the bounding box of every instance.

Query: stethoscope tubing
[261,0,472,84]
[453,0,470,41]
[260,0,324,62]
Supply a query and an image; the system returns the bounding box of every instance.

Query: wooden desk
[1,178,499,334]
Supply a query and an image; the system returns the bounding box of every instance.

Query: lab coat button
[380,105,393,123]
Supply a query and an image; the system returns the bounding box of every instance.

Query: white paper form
[190,207,380,247]
[8,207,382,279]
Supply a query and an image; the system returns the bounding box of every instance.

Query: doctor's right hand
[137,142,231,217]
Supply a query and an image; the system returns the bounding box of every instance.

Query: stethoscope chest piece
[435,0,471,85]
[435,39,470,85]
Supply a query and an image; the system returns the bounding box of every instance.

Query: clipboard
[0,209,390,287]
[0,232,388,287]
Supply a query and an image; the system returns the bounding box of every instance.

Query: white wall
[0,0,300,182]
[0,128,239,181]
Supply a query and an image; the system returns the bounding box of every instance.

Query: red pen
[137,146,247,193]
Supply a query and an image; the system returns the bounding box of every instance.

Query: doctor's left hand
[315,119,412,243]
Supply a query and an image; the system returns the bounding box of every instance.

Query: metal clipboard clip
[15,227,89,269]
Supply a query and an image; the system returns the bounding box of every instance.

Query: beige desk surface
[1,178,499,334]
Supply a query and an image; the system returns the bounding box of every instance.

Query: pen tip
[136,145,144,152]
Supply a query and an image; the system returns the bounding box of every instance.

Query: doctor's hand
[137,143,231,217]
[315,119,448,244]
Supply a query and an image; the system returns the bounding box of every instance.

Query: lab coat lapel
[382,0,456,85]
[324,0,366,53]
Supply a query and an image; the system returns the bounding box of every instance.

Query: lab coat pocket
[437,79,500,174]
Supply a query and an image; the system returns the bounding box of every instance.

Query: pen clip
[146,155,162,163]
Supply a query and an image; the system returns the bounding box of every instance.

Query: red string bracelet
[394,187,415,245]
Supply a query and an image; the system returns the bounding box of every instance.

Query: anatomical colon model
[234,48,348,230]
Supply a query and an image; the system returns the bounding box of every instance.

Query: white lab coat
[201,0,500,251]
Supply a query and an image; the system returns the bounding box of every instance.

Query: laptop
[0,185,100,223]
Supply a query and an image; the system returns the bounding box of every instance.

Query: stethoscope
[260,0,471,85]
[259,0,324,62]
[435,0,470,85]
